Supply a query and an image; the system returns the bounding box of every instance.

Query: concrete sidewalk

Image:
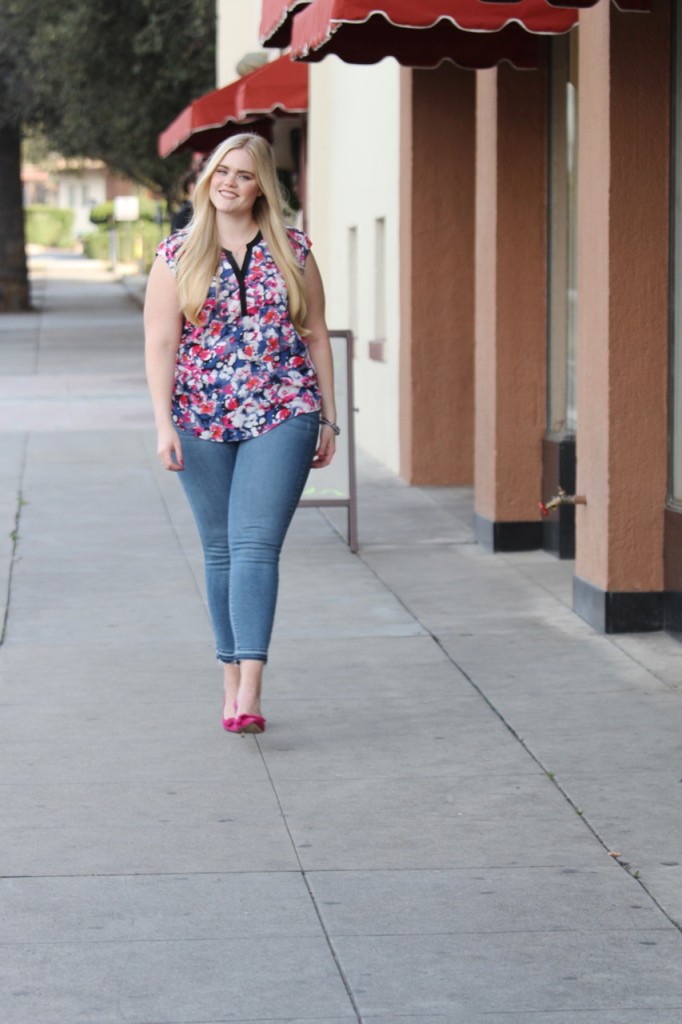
[1,255,682,1023]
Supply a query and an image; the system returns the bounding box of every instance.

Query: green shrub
[24,206,75,248]
[88,202,113,227]
[81,229,109,260]
[89,196,167,226]
[82,220,169,271]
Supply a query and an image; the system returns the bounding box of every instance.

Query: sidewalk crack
[255,741,364,1024]
[1,436,29,648]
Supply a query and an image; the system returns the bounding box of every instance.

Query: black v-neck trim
[222,231,262,316]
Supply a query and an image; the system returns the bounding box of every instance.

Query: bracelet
[320,415,341,436]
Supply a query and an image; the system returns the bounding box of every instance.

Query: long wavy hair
[176,133,307,333]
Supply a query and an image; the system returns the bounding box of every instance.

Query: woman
[144,133,338,736]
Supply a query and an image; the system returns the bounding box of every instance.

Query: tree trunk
[0,121,30,312]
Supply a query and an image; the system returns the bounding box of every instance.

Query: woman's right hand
[157,424,184,471]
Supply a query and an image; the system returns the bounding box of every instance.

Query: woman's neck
[216,212,259,251]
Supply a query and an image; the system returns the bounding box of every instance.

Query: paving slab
[0,638,219,699]
[0,375,153,433]
[457,1014,682,1024]
[0,817,298,878]
[262,634,472,703]
[500,548,575,607]
[362,542,586,636]
[425,676,682,772]
[274,773,605,871]
[0,872,324,943]
[325,474,475,547]
[0,700,268,785]
[307,865,665,935]
[364,1013,682,1023]
[0,772,283,833]
[3,595,210,645]
[331,930,682,1018]
[0,312,41,376]
[363,1019,453,1024]
[0,936,355,1024]
[435,629,663,698]
[498,693,682,776]
[259,695,542,781]
[612,629,682,693]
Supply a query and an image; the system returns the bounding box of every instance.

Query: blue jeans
[178,412,319,663]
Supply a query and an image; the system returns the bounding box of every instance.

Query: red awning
[290,0,578,70]
[484,0,650,9]
[546,0,650,8]
[158,56,308,158]
[236,54,308,116]
[158,80,242,158]
[260,0,312,46]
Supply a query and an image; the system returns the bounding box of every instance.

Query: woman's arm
[303,253,336,469]
[144,257,185,471]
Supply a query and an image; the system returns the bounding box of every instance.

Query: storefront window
[547,35,579,436]
[671,14,682,501]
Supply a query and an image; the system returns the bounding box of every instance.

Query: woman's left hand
[312,424,336,469]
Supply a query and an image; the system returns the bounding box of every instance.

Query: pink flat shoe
[224,714,266,735]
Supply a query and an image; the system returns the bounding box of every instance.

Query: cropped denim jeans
[178,411,319,663]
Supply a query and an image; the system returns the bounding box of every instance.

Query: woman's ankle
[223,663,240,706]
[235,661,264,715]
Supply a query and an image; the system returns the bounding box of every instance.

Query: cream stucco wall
[308,58,402,473]
[216,0,265,86]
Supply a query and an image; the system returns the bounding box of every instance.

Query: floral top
[156,227,321,442]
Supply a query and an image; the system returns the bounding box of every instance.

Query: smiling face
[208,148,261,218]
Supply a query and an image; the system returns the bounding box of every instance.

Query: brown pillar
[399,65,475,485]
[474,62,548,551]
[573,2,670,632]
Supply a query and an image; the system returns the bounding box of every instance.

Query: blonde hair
[175,133,307,333]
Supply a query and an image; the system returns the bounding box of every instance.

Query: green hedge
[82,221,169,271]
[89,197,167,226]
[25,206,75,248]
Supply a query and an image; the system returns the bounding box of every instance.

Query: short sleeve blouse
[155,227,321,442]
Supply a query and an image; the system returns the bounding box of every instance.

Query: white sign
[302,333,350,501]
[113,195,140,222]
[299,330,358,550]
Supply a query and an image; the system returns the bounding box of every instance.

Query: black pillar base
[573,576,663,633]
[664,591,682,639]
[474,513,543,553]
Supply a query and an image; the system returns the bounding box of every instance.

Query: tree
[0,0,215,311]
[0,2,36,310]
